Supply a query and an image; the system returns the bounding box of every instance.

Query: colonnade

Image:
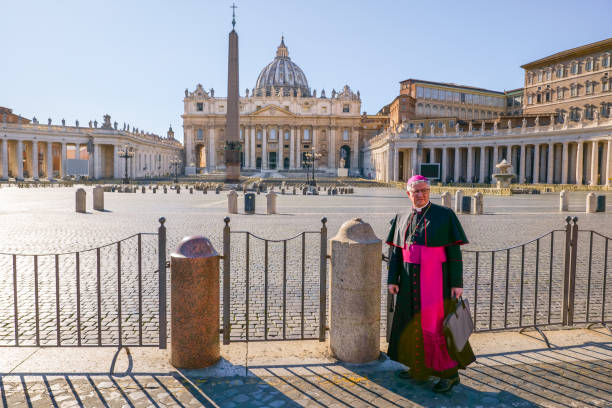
[378,139,612,186]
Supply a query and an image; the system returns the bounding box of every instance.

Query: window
[586,81,591,94]
[571,63,578,74]
[270,128,276,139]
[528,95,533,104]
[538,71,543,82]
[343,129,349,141]
[424,88,431,98]
[557,66,564,78]
[453,92,460,102]
[570,84,577,97]
[557,86,563,100]
[416,86,424,98]
[527,73,533,85]
[197,129,203,140]
[466,94,473,104]
[545,92,550,102]
[546,70,551,81]
[342,104,350,112]
[284,131,290,140]
[585,59,592,71]
[537,94,541,103]
[446,91,453,101]
[603,54,610,68]
[603,80,609,92]
[438,121,443,128]
[460,93,466,103]
[256,105,261,111]
[473,94,480,105]
[257,130,262,140]
[196,102,203,111]
[432,105,438,115]
[449,120,455,128]
[417,103,423,114]
[304,129,310,140]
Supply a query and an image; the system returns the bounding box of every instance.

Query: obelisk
[225,4,241,182]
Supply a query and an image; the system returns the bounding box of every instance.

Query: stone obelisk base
[225,163,240,183]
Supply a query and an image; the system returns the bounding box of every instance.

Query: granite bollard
[596,195,606,212]
[440,191,451,208]
[142,186,146,193]
[93,186,104,211]
[227,190,238,214]
[75,188,86,213]
[586,192,596,213]
[461,196,472,214]
[559,190,568,211]
[170,236,220,369]
[454,190,464,213]
[266,191,277,214]
[472,192,483,215]
[244,193,255,214]
[330,218,381,363]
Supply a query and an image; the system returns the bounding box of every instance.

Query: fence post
[223,217,231,345]
[568,216,579,326]
[319,217,328,342]
[158,217,167,349]
[562,216,572,326]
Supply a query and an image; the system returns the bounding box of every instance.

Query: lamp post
[304,147,321,188]
[169,157,182,183]
[117,144,135,184]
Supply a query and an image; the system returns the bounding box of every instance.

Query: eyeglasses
[411,189,430,195]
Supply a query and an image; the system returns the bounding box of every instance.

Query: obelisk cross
[231,3,237,29]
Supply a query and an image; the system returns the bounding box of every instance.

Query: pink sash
[402,244,457,371]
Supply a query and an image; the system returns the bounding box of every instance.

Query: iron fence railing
[0,218,167,349]
[385,217,611,347]
[222,217,328,344]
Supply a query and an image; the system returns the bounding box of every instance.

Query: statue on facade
[75,120,79,127]
[32,116,38,124]
[297,88,302,97]
[94,120,98,128]
[62,119,65,126]
[245,88,249,97]
[321,89,326,98]
[594,109,600,121]
[313,89,317,97]
[493,121,498,132]
[455,122,460,133]
[481,121,485,133]
[442,123,447,134]
[102,114,112,129]
[185,88,189,97]
[535,116,539,127]
[430,123,435,135]
[578,110,583,122]
[563,112,569,124]
[210,88,214,97]
[357,90,360,100]
[339,157,345,169]
[89,120,92,128]
[127,124,130,132]
[522,118,527,128]
[507,119,512,129]
[277,87,283,97]
[48,118,52,125]
[468,122,473,132]
[114,121,118,130]
[331,89,336,98]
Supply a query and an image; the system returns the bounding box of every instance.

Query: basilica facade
[182,38,362,176]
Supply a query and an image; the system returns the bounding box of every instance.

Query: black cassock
[386,202,475,379]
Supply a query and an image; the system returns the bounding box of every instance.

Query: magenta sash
[402,244,457,371]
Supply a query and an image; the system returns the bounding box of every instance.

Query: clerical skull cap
[406,175,430,191]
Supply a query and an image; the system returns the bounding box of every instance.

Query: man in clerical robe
[386,175,475,393]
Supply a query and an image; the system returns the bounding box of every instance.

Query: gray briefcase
[443,297,473,352]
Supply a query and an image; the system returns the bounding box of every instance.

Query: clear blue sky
[2,0,611,142]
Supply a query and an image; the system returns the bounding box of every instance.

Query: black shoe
[432,375,460,393]
[398,370,428,382]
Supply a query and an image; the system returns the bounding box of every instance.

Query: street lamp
[304,147,321,188]
[117,144,135,184]
[169,157,182,183]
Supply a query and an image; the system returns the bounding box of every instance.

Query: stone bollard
[190,188,193,194]
[461,196,472,214]
[142,186,146,193]
[170,236,220,368]
[586,193,597,213]
[266,191,277,214]
[596,195,606,212]
[93,186,104,211]
[472,192,483,215]
[203,187,208,194]
[215,186,221,194]
[281,188,285,195]
[454,190,464,213]
[330,218,381,363]
[328,189,332,195]
[75,188,86,213]
[559,190,568,211]
[227,190,238,214]
[440,191,451,208]
[292,187,296,195]
[176,186,181,194]
[164,186,168,194]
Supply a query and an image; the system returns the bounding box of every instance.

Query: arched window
[343,129,349,141]
[417,103,423,114]
[284,130,290,140]
[197,129,203,140]
[432,105,438,116]
[461,108,466,119]
[257,130,262,140]
[270,128,276,139]
[557,65,564,78]
[425,104,431,116]
[571,62,578,74]
[467,109,473,119]
[304,128,310,140]
[602,53,610,68]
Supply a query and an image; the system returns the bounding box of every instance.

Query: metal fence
[0,218,167,349]
[385,217,611,347]
[221,217,328,344]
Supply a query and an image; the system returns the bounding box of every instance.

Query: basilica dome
[254,38,310,97]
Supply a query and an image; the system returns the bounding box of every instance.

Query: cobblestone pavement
[0,186,610,345]
[0,329,610,407]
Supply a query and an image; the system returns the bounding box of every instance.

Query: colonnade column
[351,128,359,174]
[561,142,568,184]
[2,139,8,180]
[575,142,583,185]
[75,143,80,160]
[32,141,39,180]
[466,146,473,182]
[329,127,336,169]
[16,140,24,179]
[547,143,554,184]
[519,144,526,183]
[387,145,394,182]
[244,126,250,169]
[393,146,399,181]
[47,142,53,179]
[442,147,448,182]
[250,127,256,169]
[94,144,101,179]
[590,141,599,186]
[479,146,486,183]
[453,147,461,182]
[112,144,119,179]
[411,147,417,176]
[606,140,612,186]
[533,144,540,183]
[262,127,268,169]
[289,127,295,169]
[209,127,216,170]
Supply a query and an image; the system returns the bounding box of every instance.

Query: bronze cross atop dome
[231,3,237,29]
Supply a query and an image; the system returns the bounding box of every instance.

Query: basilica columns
[277,126,283,170]
[250,127,256,169]
[442,147,449,182]
[94,144,101,179]
[546,143,554,184]
[244,127,250,168]
[393,146,399,181]
[262,127,268,169]
[32,141,39,180]
[453,147,460,182]
[329,127,336,169]
[533,144,540,183]
[209,127,216,170]
[466,146,474,182]
[17,140,24,180]
[519,145,526,183]
[47,142,53,179]
[575,142,583,185]
[289,127,295,169]
[479,147,486,183]
[411,148,418,176]
[351,128,359,173]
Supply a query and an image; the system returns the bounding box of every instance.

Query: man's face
[407,183,430,208]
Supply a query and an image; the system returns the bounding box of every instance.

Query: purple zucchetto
[406,175,430,191]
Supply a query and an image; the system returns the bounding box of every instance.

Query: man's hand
[388,284,399,295]
[450,287,463,299]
